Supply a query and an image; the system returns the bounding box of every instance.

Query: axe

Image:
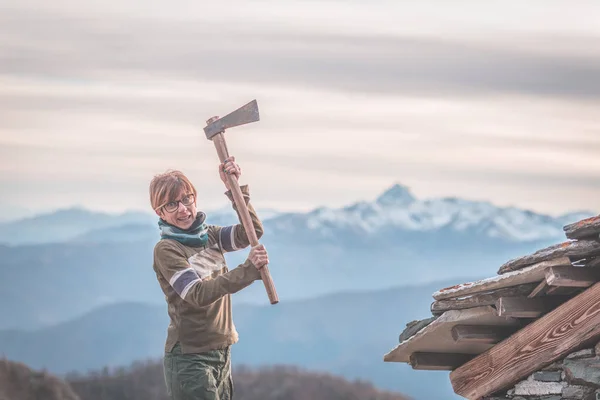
[204,100,279,305]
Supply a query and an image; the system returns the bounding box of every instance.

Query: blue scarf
[158,212,208,247]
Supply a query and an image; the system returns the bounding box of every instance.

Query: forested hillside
[66,360,412,400]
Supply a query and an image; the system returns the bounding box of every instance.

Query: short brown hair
[149,170,197,211]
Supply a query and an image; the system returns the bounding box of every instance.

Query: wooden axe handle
[211,133,279,305]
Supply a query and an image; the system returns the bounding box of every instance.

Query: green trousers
[163,343,234,400]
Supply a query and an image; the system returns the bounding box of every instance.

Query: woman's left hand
[219,156,241,190]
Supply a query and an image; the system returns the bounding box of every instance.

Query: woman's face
[155,189,197,230]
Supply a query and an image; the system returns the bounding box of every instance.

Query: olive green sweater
[152,185,263,354]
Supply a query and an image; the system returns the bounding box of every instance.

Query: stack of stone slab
[384,215,600,399]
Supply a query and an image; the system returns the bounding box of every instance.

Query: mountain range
[0,184,592,246]
[0,184,594,330]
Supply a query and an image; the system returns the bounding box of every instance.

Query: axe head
[204,99,260,139]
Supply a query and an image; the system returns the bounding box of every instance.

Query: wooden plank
[383,306,520,363]
[545,286,582,296]
[545,265,600,288]
[409,352,473,371]
[431,284,536,315]
[495,296,567,318]
[497,240,600,274]
[545,286,562,295]
[528,280,548,298]
[449,282,600,400]
[564,215,600,240]
[433,257,571,301]
[451,325,517,344]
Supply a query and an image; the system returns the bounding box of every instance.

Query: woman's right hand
[248,244,269,269]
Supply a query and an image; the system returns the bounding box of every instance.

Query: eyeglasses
[156,193,195,213]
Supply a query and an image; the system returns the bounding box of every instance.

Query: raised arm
[212,184,264,253]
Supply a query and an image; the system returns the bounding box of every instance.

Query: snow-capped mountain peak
[375,183,416,207]
[299,184,595,242]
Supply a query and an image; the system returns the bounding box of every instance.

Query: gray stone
[398,317,436,342]
[533,371,562,382]
[567,349,596,360]
[564,357,600,388]
[504,396,560,400]
[483,390,511,399]
[513,377,565,396]
[562,384,596,399]
[595,341,600,357]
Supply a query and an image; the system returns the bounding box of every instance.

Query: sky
[1,0,600,220]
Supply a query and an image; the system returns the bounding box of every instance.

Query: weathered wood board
[409,352,474,370]
[545,265,600,288]
[498,240,600,274]
[528,280,548,297]
[450,282,600,400]
[383,306,520,363]
[564,215,600,240]
[495,296,568,318]
[451,325,517,345]
[431,284,536,315]
[433,257,571,301]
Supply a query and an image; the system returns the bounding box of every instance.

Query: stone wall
[483,341,600,400]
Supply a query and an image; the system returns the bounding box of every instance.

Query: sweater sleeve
[154,240,262,308]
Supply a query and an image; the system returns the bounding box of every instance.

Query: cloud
[1,1,600,216]
[1,7,600,99]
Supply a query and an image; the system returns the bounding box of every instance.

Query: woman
[149,156,269,400]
